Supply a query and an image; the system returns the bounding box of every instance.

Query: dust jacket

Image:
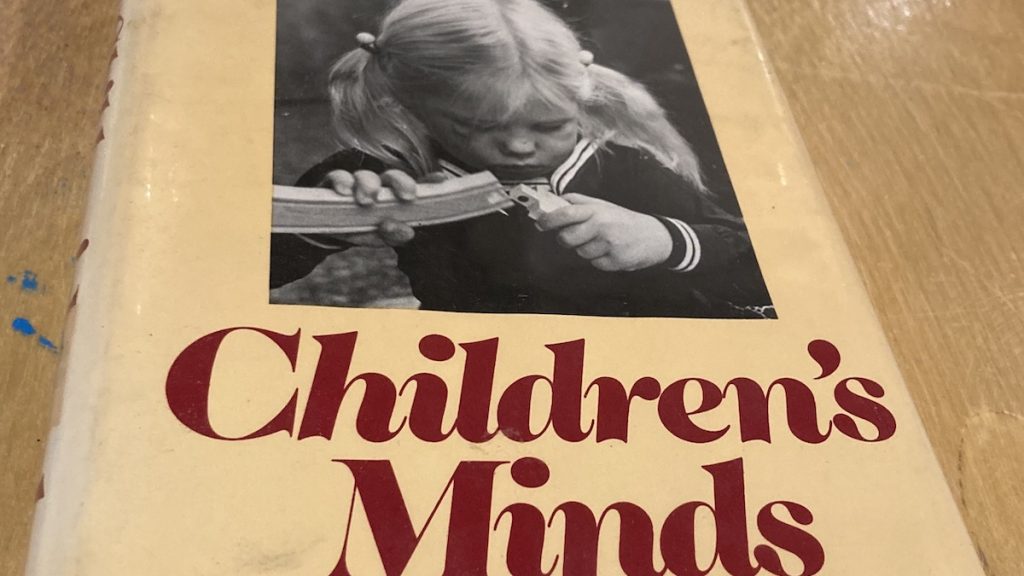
[26,0,984,574]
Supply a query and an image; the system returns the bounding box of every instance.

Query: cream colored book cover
[26,0,984,574]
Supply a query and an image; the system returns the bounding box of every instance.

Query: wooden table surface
[1,0,1021,574]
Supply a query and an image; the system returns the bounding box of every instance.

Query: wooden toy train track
[271,171,515,234]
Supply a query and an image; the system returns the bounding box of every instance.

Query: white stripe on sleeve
[666,219,702,272]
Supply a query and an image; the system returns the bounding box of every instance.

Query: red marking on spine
[75,238,90,259]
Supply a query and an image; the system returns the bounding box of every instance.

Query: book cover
[25,0,985,574]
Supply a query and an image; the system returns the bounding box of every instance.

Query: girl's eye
[451,119,500,132]
[536,121,572,133]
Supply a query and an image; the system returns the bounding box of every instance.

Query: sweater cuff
[654,216,702,272]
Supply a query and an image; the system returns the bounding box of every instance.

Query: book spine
[24,2,136,573]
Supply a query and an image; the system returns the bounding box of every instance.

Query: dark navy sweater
[270,142,774,318]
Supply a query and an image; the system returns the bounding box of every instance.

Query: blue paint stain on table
[5,271,60,352]
[4,270,41,291]
[20,271,39,292]
[12,317,38,336]
[9,317,59,352]
[38,336,59,351]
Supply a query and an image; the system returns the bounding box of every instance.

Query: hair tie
[578,50,594,67]
[356,32,380,55]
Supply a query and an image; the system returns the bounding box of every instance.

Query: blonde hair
[328,0,705,188]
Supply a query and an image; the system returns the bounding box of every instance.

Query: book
[25,0,985,574]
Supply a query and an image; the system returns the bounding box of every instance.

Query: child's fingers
[590,255,623,272]
[378,218,415,246]
[353,170,382,206]
[557,220,599,248]
[575,238,611,260]
[419,171,452,184]
[342,232,386,248]
[536,205,593,231]
[325,170,355,196]
[381,170,417,202]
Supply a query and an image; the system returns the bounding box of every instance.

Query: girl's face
[419,96,581,181]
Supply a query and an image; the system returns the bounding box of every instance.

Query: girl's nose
[500,135,536,159]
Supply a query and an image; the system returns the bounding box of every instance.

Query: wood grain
[1,0,1021,574]
[0,1,119,575]
[746,2,1024,573]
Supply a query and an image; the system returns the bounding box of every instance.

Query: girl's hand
[536,193,673,272]
[323,169,418,246]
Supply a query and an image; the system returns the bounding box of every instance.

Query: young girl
[271,0,774,318]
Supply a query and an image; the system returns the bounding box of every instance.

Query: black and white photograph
[270,0,775,318]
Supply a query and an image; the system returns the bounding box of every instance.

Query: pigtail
[582,64,706,191]
[327,47,433,176]
[327,0,705,192]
